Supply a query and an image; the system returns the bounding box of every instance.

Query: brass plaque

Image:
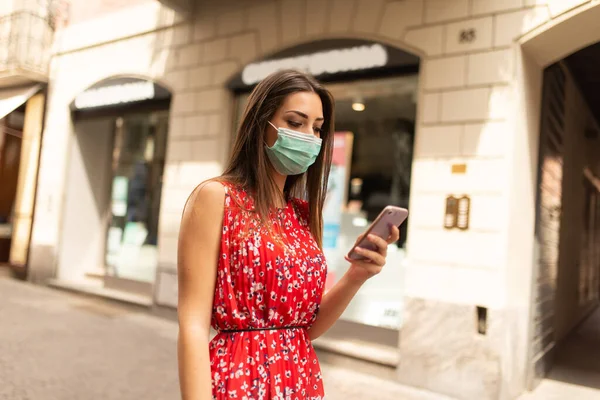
[451,163,467,174]
[444,194,471,230]
[456,196,471,230]
[444,196,458,229]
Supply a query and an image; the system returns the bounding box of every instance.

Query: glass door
[104,111,168,284]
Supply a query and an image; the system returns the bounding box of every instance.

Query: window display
[105,112,168,283]
[234,75,418,329]
[0,108,24,263]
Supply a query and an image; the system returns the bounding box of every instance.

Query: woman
[177,69,399,400]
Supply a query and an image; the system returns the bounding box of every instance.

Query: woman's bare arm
[308,227,400,340]
[177,182,224,400]
[307,273,364,340]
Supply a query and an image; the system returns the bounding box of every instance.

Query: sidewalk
[518,308,600,400]
[0,277,450,400]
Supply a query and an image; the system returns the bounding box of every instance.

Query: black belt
[220,325,307,333]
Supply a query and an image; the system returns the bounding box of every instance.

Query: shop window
[105,111,169,283]
[233,75,418,330]
[0,106,25,263]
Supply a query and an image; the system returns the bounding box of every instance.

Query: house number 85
[459,28,476,43]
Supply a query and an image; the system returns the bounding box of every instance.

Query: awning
[0,84,42,121]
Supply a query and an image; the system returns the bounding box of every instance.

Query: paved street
[0,277,448,400]
[5,276,598,400]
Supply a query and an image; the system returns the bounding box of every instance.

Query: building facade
[0,0,58,277]
[23,0,600,399]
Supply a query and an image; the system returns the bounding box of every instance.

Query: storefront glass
[234,75,418,329]
[105,111,168,283]
[0,107,25,263]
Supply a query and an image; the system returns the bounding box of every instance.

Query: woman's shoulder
[179,181,227,235]
[184,180,227,213]
[194,178,253,211]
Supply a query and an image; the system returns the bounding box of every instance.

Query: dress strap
[220,181,254,210]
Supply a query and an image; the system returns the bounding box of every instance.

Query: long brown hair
[221,69,334,248]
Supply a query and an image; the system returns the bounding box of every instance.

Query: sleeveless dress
[209,182,327,400]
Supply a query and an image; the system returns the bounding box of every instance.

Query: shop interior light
[352,217,368,227]
[352,102,365,112]
[144,137,155,162]
[350,178,363,195]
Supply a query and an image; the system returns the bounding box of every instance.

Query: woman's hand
[309,225,401,340]
[344,225,401,285]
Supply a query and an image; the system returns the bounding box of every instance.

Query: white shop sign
[74,81,155,110]
[71,77,171,112]
[241,44,389,86]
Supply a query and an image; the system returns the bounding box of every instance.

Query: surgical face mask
[265,121,322,176]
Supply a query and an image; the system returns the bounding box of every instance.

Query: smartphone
[347,206,409,261]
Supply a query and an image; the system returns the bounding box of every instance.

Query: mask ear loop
[265,121,279,148]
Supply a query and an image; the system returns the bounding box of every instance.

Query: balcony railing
[0,1,66,85]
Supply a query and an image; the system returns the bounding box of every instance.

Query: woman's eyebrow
[284,110,324,121]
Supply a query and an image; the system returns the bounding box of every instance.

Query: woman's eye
[313,127,323,135]
[287,121,302,128]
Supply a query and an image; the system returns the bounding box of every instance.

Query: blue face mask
[265,121,322,176]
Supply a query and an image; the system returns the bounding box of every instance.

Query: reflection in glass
[105,112,168,283]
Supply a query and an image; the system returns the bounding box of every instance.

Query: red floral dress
[209,182,327,400]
